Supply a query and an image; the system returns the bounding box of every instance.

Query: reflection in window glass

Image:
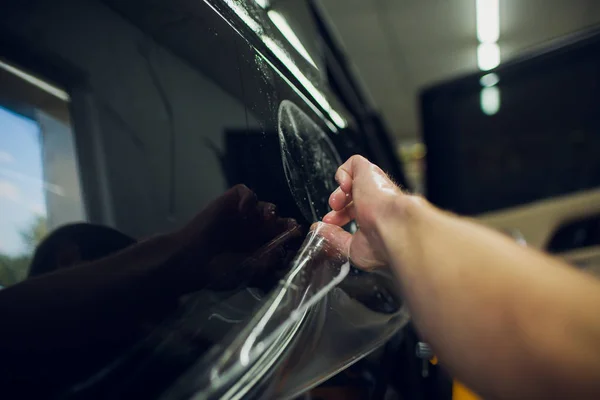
[0,106,47,287]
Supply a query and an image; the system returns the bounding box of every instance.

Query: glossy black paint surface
[0,0,409,398]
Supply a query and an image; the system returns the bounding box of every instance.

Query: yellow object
[453,381,480,400]
[430,354,478,399]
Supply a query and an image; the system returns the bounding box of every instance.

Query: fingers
[257,201,277,220]
[311,222,352,257]
[310,223,386,270]
[236,185,258,213]
[323,202,356,226]
[210,184,256,216]
[335,155,370,194]
[255,212,299,248]
[335,167,352,194]
[329,187,352,211]
[254,201,294,244]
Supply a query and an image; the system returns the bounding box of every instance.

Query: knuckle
[231,183,250,193]
[350,154,368,164]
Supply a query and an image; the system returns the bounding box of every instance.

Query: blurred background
[319,0,600,192]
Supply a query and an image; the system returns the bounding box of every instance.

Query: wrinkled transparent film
[161,223,409,400]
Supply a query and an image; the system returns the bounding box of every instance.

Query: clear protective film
[57,96,408,399]
[160,223,410,400]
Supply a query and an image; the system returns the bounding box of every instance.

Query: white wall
[37,110,86,230]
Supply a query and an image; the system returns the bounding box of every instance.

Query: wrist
[374,193,432,252]
[374,191,428,227]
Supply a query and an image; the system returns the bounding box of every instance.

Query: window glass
[0,106,47,287]
[0,60,85,288]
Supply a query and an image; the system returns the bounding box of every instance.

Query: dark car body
[0,0,406,235]
[0,0,418,399]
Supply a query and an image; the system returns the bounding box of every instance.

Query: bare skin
[321,155,600,400]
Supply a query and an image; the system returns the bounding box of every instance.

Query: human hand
[176,184,297,252]
[168,184,301,292]
[321,155,403,269]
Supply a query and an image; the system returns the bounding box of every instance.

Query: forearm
[0,233,203,351]
[376,197,600,399]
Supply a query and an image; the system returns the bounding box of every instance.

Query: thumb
[310,222,352,257]
[311,223,386,270]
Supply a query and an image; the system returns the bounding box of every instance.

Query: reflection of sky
[0,106,46,256]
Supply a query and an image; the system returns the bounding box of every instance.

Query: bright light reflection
[268,10,317,68]
[223,0,262,34]
[480,86,500,116]
[479,72,499,87]
[477,42,500,71]
[329,109,347,129]
[262,37,347,129]
[0,60,70,101]
[220,1,346,130]
[254,0,269,9]
[476,0,499,43]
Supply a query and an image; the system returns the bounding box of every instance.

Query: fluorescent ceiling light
[477,43,500,71]
[476,0,499,43]
[480,86,500,116]
[0,59,70,102]
[268,10,317,68]
[480,72,500,87]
